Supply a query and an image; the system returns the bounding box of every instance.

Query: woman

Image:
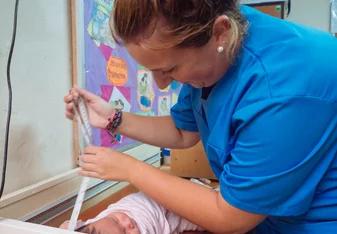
[65,1,337,233]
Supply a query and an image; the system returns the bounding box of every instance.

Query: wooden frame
[71,0,81,165]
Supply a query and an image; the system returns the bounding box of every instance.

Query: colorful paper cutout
[87,20,100,46]
[109,86,131,112]
[93,0,114,12]
[136,111,156,116]
[99,44,113,61]
[101,129,123,147]
[87,21,112,60]
[101,85,112,102]
[83,0,183,150]
[171,81,180,90]
[158,95,171,116]
[100,85,131,147]
[91,5,116,49]
[138,64,149,71]
[160,85,170,92]
[106,56,128,86]
[137,70,155,111]
[101,85,131,108]
[172,93,178,107]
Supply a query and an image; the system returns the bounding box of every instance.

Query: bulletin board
[76,0,182,152]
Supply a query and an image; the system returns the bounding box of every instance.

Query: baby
[60,191,205,234]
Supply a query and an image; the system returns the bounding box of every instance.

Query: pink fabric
[84,192,204,234]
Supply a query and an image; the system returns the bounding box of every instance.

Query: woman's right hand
[64,87,115,129]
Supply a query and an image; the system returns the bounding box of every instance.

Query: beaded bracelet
[105,109,123,143]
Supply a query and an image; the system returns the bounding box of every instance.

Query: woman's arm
[80,146,265,234]
[116,113,200,149]
[65,87,200,149]
[128,162,265,234]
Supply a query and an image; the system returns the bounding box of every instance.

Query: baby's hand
[59,220,70,229]
[59,220,84,230]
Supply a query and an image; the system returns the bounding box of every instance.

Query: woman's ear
[212,15,230,44]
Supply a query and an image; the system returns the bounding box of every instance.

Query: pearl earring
[217,41,225,53]
[217,46,224,53]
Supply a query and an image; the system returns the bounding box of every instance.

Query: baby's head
[75,212,140,234]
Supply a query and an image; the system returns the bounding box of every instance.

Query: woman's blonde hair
[110,0,248,61]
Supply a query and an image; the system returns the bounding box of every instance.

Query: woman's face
[125,17,230,89]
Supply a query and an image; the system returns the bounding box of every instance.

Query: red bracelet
[105,109,123,143]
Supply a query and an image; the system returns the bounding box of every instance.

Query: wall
[286,0,331,32]
[0,0,74,195]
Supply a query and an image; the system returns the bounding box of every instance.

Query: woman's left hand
[79,146,139,181]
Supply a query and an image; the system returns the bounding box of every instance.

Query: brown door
[253,4,284,19]
[170,141,217,180]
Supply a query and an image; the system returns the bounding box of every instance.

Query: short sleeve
[170,85,198,132]
[220,96,337,216]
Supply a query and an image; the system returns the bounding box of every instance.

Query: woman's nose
[153,74,173,90]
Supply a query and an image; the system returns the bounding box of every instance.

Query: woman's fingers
[80,162,101,173]
[65,101,75,120]
[78,170,101,179]
[64,93,78,102]
[64,94,73,102]
[65,112,75,120]
[66,102,74,112]
[83,146,102,155]
[64,88,79,103]
[80,153,98,163]
[64,89,81,121]
[75,86,97,101]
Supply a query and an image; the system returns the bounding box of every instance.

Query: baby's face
[89,212,140,234]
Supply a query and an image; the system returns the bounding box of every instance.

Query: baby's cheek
[132,226,141,234]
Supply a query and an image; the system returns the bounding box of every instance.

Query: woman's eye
[162,67,176,75]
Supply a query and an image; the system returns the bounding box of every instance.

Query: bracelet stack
[105,109,123,143]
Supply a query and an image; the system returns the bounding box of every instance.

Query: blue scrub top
[171,6,337,234]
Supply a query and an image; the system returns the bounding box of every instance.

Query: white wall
[0,0,75,195]
[286,0,331,32]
